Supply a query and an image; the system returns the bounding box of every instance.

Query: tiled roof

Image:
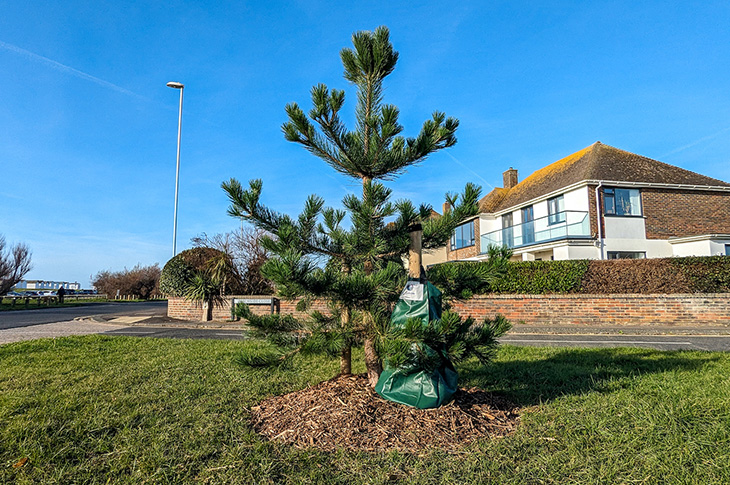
[478,142,730,213]
[478,187,509,212]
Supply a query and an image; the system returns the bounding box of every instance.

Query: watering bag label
[400,282,424,301]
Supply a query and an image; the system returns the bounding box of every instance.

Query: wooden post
[408,223,423,279]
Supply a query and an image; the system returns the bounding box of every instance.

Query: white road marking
[501,339,694,345]
[112,330,159,334]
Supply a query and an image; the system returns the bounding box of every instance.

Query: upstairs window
[450,220,475,250]
[547,195,565,224]
[604,187,641,216]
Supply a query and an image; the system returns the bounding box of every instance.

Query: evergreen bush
[159,247,228,297]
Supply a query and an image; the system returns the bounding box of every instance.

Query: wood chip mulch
[250,374,520,452]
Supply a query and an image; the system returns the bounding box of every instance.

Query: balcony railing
[481,210,591,252]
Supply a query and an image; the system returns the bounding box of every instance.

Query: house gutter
[595,182,604,260]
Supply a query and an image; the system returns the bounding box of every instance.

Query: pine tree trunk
[340,347,352,375]
[340,305,352,375]
[364,337,382,388]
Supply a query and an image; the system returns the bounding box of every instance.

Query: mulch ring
[250,374,520,453]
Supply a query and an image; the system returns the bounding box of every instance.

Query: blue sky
[2,1,729,287]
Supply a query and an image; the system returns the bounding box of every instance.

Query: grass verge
[1,336,729,484]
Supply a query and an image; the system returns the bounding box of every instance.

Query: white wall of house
[604,217,646,239]
[670,239,713,257]
[567,244,600,259]
[669,237,730,257]
[710,240,730,256]
[602,238,673,258]
[563,186,592,213]
[479,214,500,235]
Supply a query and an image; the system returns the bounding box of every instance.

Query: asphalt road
[99,326,730,352]
[0,301,167,330]
[3,301,730,351]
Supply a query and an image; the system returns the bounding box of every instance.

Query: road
[97,326,730,352]
[0,301,167,330]
[2,302,730,351]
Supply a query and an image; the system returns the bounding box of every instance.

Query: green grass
[1,337,729,484]
[0,299,86,311]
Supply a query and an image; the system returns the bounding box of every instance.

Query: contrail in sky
[0,40,150,102]
[659,125,730,159]
[445,152,494,190]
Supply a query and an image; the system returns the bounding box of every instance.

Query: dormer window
[604,187,642,216]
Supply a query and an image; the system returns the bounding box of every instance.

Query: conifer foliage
[223,26,508,388]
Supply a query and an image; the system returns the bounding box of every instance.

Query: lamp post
[167,81,184,257]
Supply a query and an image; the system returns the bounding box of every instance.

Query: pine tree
[223,26,505,387]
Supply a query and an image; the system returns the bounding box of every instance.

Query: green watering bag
[375,280,458,409]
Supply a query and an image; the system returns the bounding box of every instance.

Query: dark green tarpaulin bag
[375,279,458,409]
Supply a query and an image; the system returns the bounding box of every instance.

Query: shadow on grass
[458,346,719,406]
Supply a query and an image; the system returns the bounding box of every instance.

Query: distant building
[445,142,730,262]
[15,280,81,290]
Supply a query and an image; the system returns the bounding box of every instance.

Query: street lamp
[167,81,184,257]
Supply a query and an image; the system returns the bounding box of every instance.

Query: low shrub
[670,256,730,293]
[430,260,588,295]
[159,248,240,297]
[432,256,730,295]
[492,260,589,294]
[581,259,693,294]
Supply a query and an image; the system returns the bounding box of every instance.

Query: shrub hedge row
[428,256,730,295]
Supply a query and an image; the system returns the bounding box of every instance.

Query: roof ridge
[591,143,730,185]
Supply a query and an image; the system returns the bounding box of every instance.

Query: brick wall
[642,189,730,239]
[447,217,480,260]
[449,293,730,326]
[169,293,730,327]
[167,296,331,321]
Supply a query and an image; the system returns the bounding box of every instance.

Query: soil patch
[250,374,520,452]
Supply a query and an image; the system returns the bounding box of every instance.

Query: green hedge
[670,256,730,293]
[492,260,589,294]
[429,256,730,295]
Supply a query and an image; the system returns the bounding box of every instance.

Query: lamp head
[166,82,184,89]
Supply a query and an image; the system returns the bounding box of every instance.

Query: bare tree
[92,264,161,299]
[191,226,273,295]
[0,235,33,295]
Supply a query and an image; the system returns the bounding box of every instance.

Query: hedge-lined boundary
[428,256,730,295]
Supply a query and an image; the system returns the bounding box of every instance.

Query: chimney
[503,167,518,189]
[442,202,451,214]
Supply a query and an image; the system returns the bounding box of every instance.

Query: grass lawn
[1,336,729,484]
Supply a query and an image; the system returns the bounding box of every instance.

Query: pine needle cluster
[379,312,512,374]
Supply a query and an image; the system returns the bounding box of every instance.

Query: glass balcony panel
[481,211,591,252]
